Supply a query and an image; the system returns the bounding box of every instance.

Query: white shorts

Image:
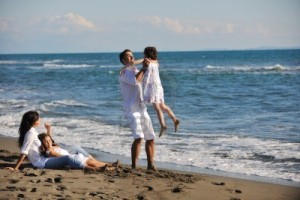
[128,109,156,140]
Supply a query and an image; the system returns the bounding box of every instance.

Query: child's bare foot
[105,166,117,171]
[159,126,167,137]
[174,119,180,132]
[97,165,108,172]
[111,160,121,168]
[84,166,96,173]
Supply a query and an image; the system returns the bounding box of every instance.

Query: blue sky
[0,0,299,53]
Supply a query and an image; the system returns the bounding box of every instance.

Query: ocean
[0,49,299,186]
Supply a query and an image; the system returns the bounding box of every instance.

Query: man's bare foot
[159,126,167,137]
[174,119,180,132]
[147,165,158,172]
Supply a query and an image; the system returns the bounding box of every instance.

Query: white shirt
[20,127,49,168]
[52,147,69,156]
[119,66,145,116]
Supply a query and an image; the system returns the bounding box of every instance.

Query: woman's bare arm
[6,154,26,171]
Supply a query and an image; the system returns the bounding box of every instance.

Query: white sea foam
[40,100,88,111]
[204,64,300,73]
[42,63,94,69]
[0,60,19,64]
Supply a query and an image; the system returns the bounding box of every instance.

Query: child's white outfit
[50,146,88,166]
[143,62,164,103]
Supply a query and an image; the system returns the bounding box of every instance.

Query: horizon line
[1,47,300,55]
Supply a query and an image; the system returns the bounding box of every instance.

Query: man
[119,49,157,171]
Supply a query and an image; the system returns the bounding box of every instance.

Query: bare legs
[153,102,180,137]
[131,138,142,169]
[146,139,156,170]
[131,138,156,171]
[84,158,119,172]
[153,103,167,136]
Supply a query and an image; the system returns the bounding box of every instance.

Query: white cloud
[45,13,96,34]
[0,20,8,31]
[244,23,270,36]
[134,16,274,38]
[135,16,238,35]
[0,13,99,36]
[50,13,96,29]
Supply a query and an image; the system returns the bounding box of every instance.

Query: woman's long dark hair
[18,110,39,148]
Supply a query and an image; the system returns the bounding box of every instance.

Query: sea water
[0,49,299,186]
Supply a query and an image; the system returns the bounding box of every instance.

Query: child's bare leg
[86,158,107,168]
[153,103,167,137]
[160,103,180,132]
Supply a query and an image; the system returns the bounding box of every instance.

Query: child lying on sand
[38,132,119,172]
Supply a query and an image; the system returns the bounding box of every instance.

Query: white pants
[127,106,156,140]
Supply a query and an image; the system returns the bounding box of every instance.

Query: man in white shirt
[119,49,157,171]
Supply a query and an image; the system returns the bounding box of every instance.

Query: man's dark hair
[119,49,131,64]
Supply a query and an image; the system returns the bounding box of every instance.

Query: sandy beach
[0,136,299,200]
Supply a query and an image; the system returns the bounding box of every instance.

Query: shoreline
[66,143,300,188]
[2,135,300,188]
[1,135,299,199]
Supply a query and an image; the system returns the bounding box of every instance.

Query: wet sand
[0,136,299,200]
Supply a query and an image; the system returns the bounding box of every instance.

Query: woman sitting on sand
[38,132,118,171]
[7,110,118,172]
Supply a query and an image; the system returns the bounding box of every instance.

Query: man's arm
[134,58,144,65]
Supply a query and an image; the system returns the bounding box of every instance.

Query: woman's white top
[20,127,49,168]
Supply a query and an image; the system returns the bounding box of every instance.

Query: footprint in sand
[226,189,243,194]
[9,179,19,184]
[211,181,225,186]
[56,185,68,191]
[136,194,147,200]
[144,185,154,191]
[172,186,184,193]
[25,172,38,177]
